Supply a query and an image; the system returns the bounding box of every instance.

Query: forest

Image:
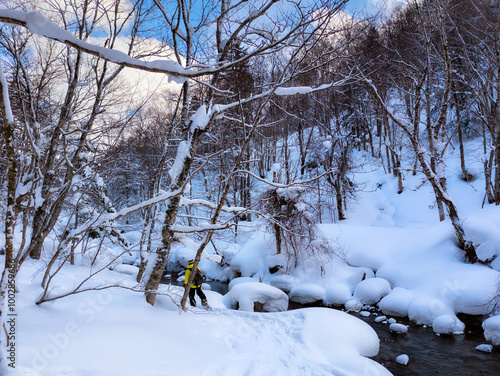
[0,0,500,374]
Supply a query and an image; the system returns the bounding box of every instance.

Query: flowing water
[162,275,500,375]
[289,301,500,376]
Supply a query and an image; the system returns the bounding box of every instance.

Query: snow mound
[396,354,409,365]
[483,315,500,346]
[378,287,414,317]
[345,299,363,312]
[353,278,391,305]
[228,277,257,291]
[289,283,325,304]
[408,295,453,326]
[300,308,391,375]
[223,282,289,312]
[323,282,353,306]
[111,264,139,276]
[432,315,465,335]
[270,275,295,292]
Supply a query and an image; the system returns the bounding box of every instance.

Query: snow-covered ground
[5,140,500,375]
[11,261,390,376]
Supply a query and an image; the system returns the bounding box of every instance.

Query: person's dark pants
[189,286,207,306]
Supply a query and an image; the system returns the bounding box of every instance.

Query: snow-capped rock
[475,344,494,353]
[353,278,392,305]
[270,275,295,293]
[432,315,465,335]
[396,354,409,365]
[389,323,408,334]
[378,287,414,317]
[289,283,325,304]
[323,282,352,306]
[223,282,289,312]
[483,315,500,346]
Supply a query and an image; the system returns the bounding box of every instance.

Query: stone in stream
[389,323,408,334]
[475,344,494,353]
[395,354,409,365]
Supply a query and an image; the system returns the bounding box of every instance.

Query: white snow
[432,315,465,335]
[110,264,139,276]
[395,354,409,365]
[475,344,494,353]
[389,323,408,334]
[0,64,14,123]
[323,282,353,306]
[353,277,392,305]
[378,287,415,317]
[228,277,257,290]
[269,275,295,292]
[482,315,500,346]
[223,282,289,312]
[289,283,325,304]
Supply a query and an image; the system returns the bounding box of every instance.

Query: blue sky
[345,0,406,16]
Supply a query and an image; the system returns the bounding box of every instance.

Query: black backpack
[193,269,204,286]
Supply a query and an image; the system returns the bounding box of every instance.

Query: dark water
[289,301,500,376]
[359,313,499,376]
[162,275,500,375]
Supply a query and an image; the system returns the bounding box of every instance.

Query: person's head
[188,259,194,265]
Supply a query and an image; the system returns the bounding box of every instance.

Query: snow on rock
[408,295,453,326]
[389,323,408,334]
[476,240,500,262]
[223,282,289,312]
[110,264,139,276]
[375,316,387,323]
[345,299,363,312]
[346,268,375,291]
[229,233,273,279]
[378,287,415,317]
[289,283,325,304]
[491,256,500,272]
[396,354,409,365]
[432,315,465,335]
[323,282,353,306]
[353,277,392,305]
[475,344,494,353]
[270,275,295,292]
[483,315,500,346]
[228,277,257,291]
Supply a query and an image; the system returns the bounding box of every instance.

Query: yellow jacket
[184,264,202,288]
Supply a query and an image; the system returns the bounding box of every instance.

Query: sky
[345,0,408,16]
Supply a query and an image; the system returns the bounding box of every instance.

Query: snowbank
[14,261,390,376]
[223,282,289,312]
[300,308,391,376]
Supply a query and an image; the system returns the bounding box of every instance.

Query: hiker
[184,259,208,308]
